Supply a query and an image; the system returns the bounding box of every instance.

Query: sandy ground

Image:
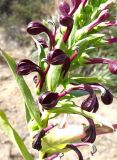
[0,28,117,160]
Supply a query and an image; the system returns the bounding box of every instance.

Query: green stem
[41,110,50,128]
[39,150,45,160]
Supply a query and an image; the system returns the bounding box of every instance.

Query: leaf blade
[0,110,33,160]
[0,49,42,128]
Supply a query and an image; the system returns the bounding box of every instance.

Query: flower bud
[98,9,110,23]
[27,21,55,49]
[108,60,117,74]
[59,1,70,16]
[107,38,117,44]
[39,91,59,110]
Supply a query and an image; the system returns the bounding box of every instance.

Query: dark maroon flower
[69,0,82,16]
[101,88,113,105]
[66,144,83,160]
[107,38,117,44]
[104,20,117,27]
[36,38,48,48]
[109,60,117,74]
[32,129,45,151]
[81,93,99,113]
[32,125,55,151]
[47,49,78,77]
[89,84,113,105]
[87,9,110,31]
[16,59,46,91]
[39,91,59,110]
[47,49,68,65]
[27,21,55,50]
[60,15,73,42]
[59,1,70,16]
[82,0,87,7]
[85,57,117,75]
[16,59,43,76]
[82,118,96,143]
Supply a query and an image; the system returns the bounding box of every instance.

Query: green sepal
[0,110,33,160]
[71,76,107,84]
[47,65,62,91]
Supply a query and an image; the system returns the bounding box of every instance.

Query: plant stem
[41,110,50,128]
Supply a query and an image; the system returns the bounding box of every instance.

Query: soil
[0,28,117,160]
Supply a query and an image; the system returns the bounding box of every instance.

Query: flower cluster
[15,0,117,159]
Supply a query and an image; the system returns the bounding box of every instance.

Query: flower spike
[27,21,55,50]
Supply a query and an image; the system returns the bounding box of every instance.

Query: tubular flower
[66,144,83,160]
[107,38,117,44]
[59,1,70,16]
[27,21,55,50]
[60,15,74,42]
[102,20,117,27]
[81,0,87,7]
[69,0,82,16]
[101,88,113,105]
[66,141,97,160]
[89,84,113,105]
[85,57,117,75]
[67,84,99,112]
[16,59,48,91]
[46,49,78,77]
[82,118,96,143]
[16,59,44,76]
[36,38,48,48]
[38,91,59,110]
[81,93,99,113]
[32,129,45,151]
[87,9,110,31]
[32,125,55,151]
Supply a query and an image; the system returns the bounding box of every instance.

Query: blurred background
[0,0,117,160]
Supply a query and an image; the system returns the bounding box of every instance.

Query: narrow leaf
[0,110,33,160]
[0,49,42,128]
